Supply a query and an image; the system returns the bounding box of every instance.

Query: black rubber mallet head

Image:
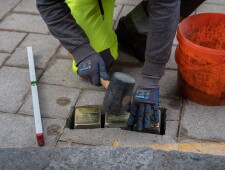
[101,72,136,116]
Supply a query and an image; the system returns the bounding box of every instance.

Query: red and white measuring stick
[27,47,45,146]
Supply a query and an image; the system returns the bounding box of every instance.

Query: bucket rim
[177,13,225,55]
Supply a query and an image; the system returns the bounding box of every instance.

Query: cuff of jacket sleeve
[72,43,96,66]
[142,61,166,77]
[137,74,160,89]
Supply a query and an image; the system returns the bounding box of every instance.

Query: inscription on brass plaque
[74,107,101,129]
[105,111,130,128]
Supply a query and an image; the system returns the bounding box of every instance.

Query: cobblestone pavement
[0,0,225,156]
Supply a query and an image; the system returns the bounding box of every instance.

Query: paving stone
[206,0,225,4]
[0,13,49,34]
[40,59,179,97]
[0,31,26,53]
[14,0,39,14]
[19,84,80,119]
[0,112,65,148]
[114,5,136,29]
[56,141,88,147]
[6,34,60,69]
[117,130,176,146]
[179,101,225,142]
[196,3,225,14]
[39,59,104,90]
[173,33,178,46]
[166,45,178,70]
[178,137,207,143]
[0,66,42,113]
[76,90,105,107]
[113,4,123,21]
[0,0,21,20]
[160,98,182,121]
[160,70,180,98]
[160,135,178,144]
[115,0,142,5]
[0,53,10,67]
[165,121,179,137]
[60,128,121,146]
[55,46,72,60]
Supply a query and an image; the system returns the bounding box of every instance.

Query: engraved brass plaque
[74,106,101,129]
[105,111,130,128]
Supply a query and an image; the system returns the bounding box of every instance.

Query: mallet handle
[100,78,109,89]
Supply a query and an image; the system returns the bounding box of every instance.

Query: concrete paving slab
[55,46,71,60]
[113,4,123,21]
[56,141,88,147]
[19,84,81,119]
[13,0,39,14]
[206,0,225,4]
[0,53,10,67]
[196,3,225,14]
[116,0,142,5]
[6,34,60,69]
[179,101,225,142]
[114,5,135,29]
[0,13,49,34]
[160,70,180,98]
[60,128,121,146]
[160,98,182,121]
[0,0,21,20]
[173,33,178,46]
[39,59,104,90]
[0,66,42,113]
[166,121,179,137]
[166,45,178,70]
[117,130,176,146]
[76,90,105,107]
[160,135,178,144]
[178,137,207,143]
[0,31,26,53]
[0,112,65,148]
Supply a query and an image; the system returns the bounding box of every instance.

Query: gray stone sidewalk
[0,0,225,153]
[1,147,225,170]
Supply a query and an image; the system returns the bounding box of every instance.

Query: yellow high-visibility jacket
[66,0,118,73]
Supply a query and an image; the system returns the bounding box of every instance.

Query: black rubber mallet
[101,72,136,116]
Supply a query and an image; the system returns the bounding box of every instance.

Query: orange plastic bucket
[175,13,225,105]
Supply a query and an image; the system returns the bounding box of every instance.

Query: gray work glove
[77,53,109,86]
[127,74,160,131]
